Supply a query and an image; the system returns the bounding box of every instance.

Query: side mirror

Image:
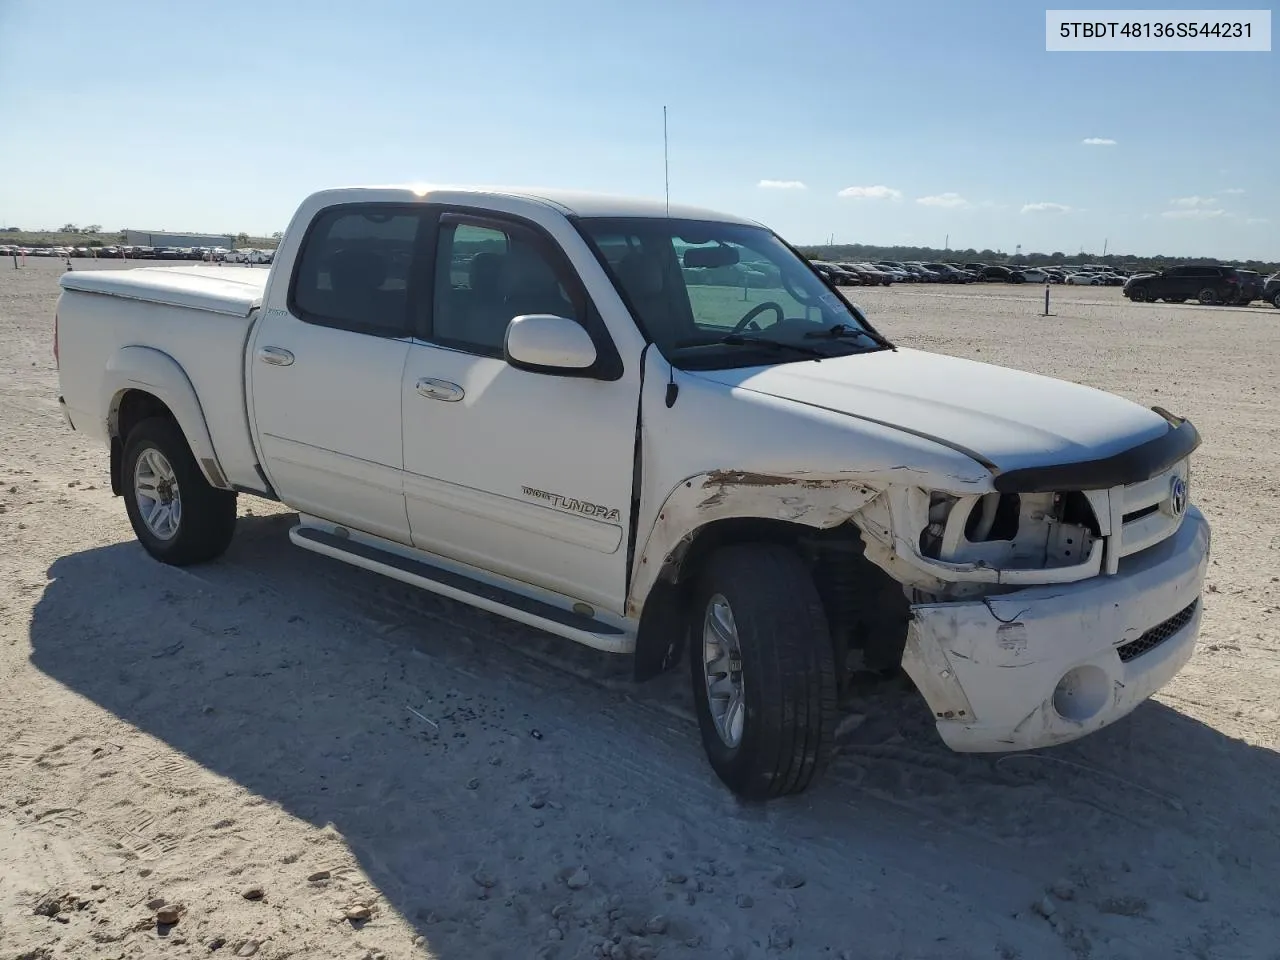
[504,315,598,373]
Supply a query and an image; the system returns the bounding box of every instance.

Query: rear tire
[688,544,837,800]
[1197,287,1220,305]
[122,417,237,566]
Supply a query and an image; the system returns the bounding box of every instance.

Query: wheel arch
[104,346,230,495]
[629,472,893,683]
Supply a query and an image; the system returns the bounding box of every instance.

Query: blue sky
[1,0,1275,258]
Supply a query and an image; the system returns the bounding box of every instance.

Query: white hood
[693,347,1169,473]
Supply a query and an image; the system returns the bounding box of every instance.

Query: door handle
[416,378,464,402]
[257,346,295,366]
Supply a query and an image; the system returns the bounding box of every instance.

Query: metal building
[123,230,235,248]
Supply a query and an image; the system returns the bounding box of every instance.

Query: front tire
[688,544,837,800]
[122,417,237,566]
[1129,287,1148,302]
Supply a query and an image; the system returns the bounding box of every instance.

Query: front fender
[103,345,230,489]
[625,470,880,618]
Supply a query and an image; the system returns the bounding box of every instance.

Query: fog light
[1052,665,1109,722]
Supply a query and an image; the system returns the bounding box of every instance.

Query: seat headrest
[468,251,504,294]
[501,243,560,295]
[614,251,664,299]
[329,248,387,294]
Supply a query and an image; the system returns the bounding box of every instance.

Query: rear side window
[290,206,424,336]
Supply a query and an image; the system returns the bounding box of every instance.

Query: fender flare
[103,345,230,489]
[626,470,880,619]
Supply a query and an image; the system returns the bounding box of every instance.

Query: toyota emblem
[1169,475,1188,517]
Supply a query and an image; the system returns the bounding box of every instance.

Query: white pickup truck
[54,186,1209,799]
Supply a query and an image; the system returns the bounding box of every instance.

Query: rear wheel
[1197,287,1220,305]
[688,544,837,800]
[122,417,237,566]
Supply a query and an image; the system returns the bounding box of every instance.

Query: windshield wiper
[803,323,894,351]
[804,323,865,340]
[674,334,828,358]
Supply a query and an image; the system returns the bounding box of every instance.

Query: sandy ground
[1,257,1278,960]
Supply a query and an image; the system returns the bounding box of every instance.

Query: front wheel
[1272,291,1280,309]
[123,417,237,566]
[688,544,837,800]
[1129,287,1148,302]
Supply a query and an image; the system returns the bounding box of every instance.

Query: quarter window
[291,206,423,336]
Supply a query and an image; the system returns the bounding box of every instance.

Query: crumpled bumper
[902,505,1210,752]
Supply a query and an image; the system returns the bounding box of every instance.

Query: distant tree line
[796,242,1279,275]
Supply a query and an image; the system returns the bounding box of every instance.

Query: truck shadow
[27,514,1280,958]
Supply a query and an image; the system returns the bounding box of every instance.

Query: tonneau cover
[59,265,268,318]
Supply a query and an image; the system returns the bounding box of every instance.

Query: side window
[290,206,423,336]
[430,216,583,357]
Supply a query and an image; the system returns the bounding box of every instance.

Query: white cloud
[1021,202,1072,214]
[757,179,807,190]
[1082,137,1116,146]
[1161,208,1225,220]
[837,185,902,200]
[915,192,969,209]
[1170,196,1217,208]
[1222,188,1246,195]
[1246,217,1270,225]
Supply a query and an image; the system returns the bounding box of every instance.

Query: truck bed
[56,265,270,493]
[59,265,269,317]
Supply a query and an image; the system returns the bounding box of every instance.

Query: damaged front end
[841,451,1204,749]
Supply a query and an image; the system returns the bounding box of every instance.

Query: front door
[400,210,639,612]
[250,204,427,544]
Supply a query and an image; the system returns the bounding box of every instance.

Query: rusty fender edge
[626,471,885,619]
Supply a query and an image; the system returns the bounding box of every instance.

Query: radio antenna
[663,106,670,216]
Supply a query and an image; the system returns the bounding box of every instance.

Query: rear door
[399,209,639,612]
[249,204,429,544]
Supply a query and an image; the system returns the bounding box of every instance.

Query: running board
[289,525,635,654]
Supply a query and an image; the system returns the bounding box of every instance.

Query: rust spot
[703,470,834,490]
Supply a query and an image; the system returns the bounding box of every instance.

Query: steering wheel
[731,301,784,335]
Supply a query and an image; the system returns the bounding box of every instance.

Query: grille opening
[1116,600,1198,663]
[1058,491,1101,536]
[964,493,1020,542]
[1124,503,1160,523]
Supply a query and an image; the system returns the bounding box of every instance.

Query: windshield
[576,217,890,369]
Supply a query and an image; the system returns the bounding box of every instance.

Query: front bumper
[902,505,1209,752]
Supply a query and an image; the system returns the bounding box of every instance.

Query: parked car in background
[923,262,968,283]
[1263,271,1280,308]
[872,263,912,283]
[903,262,940,281]
[1012,268,1049,283]
[1066,271,1102,286]
[981,265,1014,282]
[1123,265,1242,304]
[876,261,915,281]
[849,263,895,285]
[1233,270,1263,304]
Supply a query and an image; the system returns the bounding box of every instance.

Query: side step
[289,525,635,654]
